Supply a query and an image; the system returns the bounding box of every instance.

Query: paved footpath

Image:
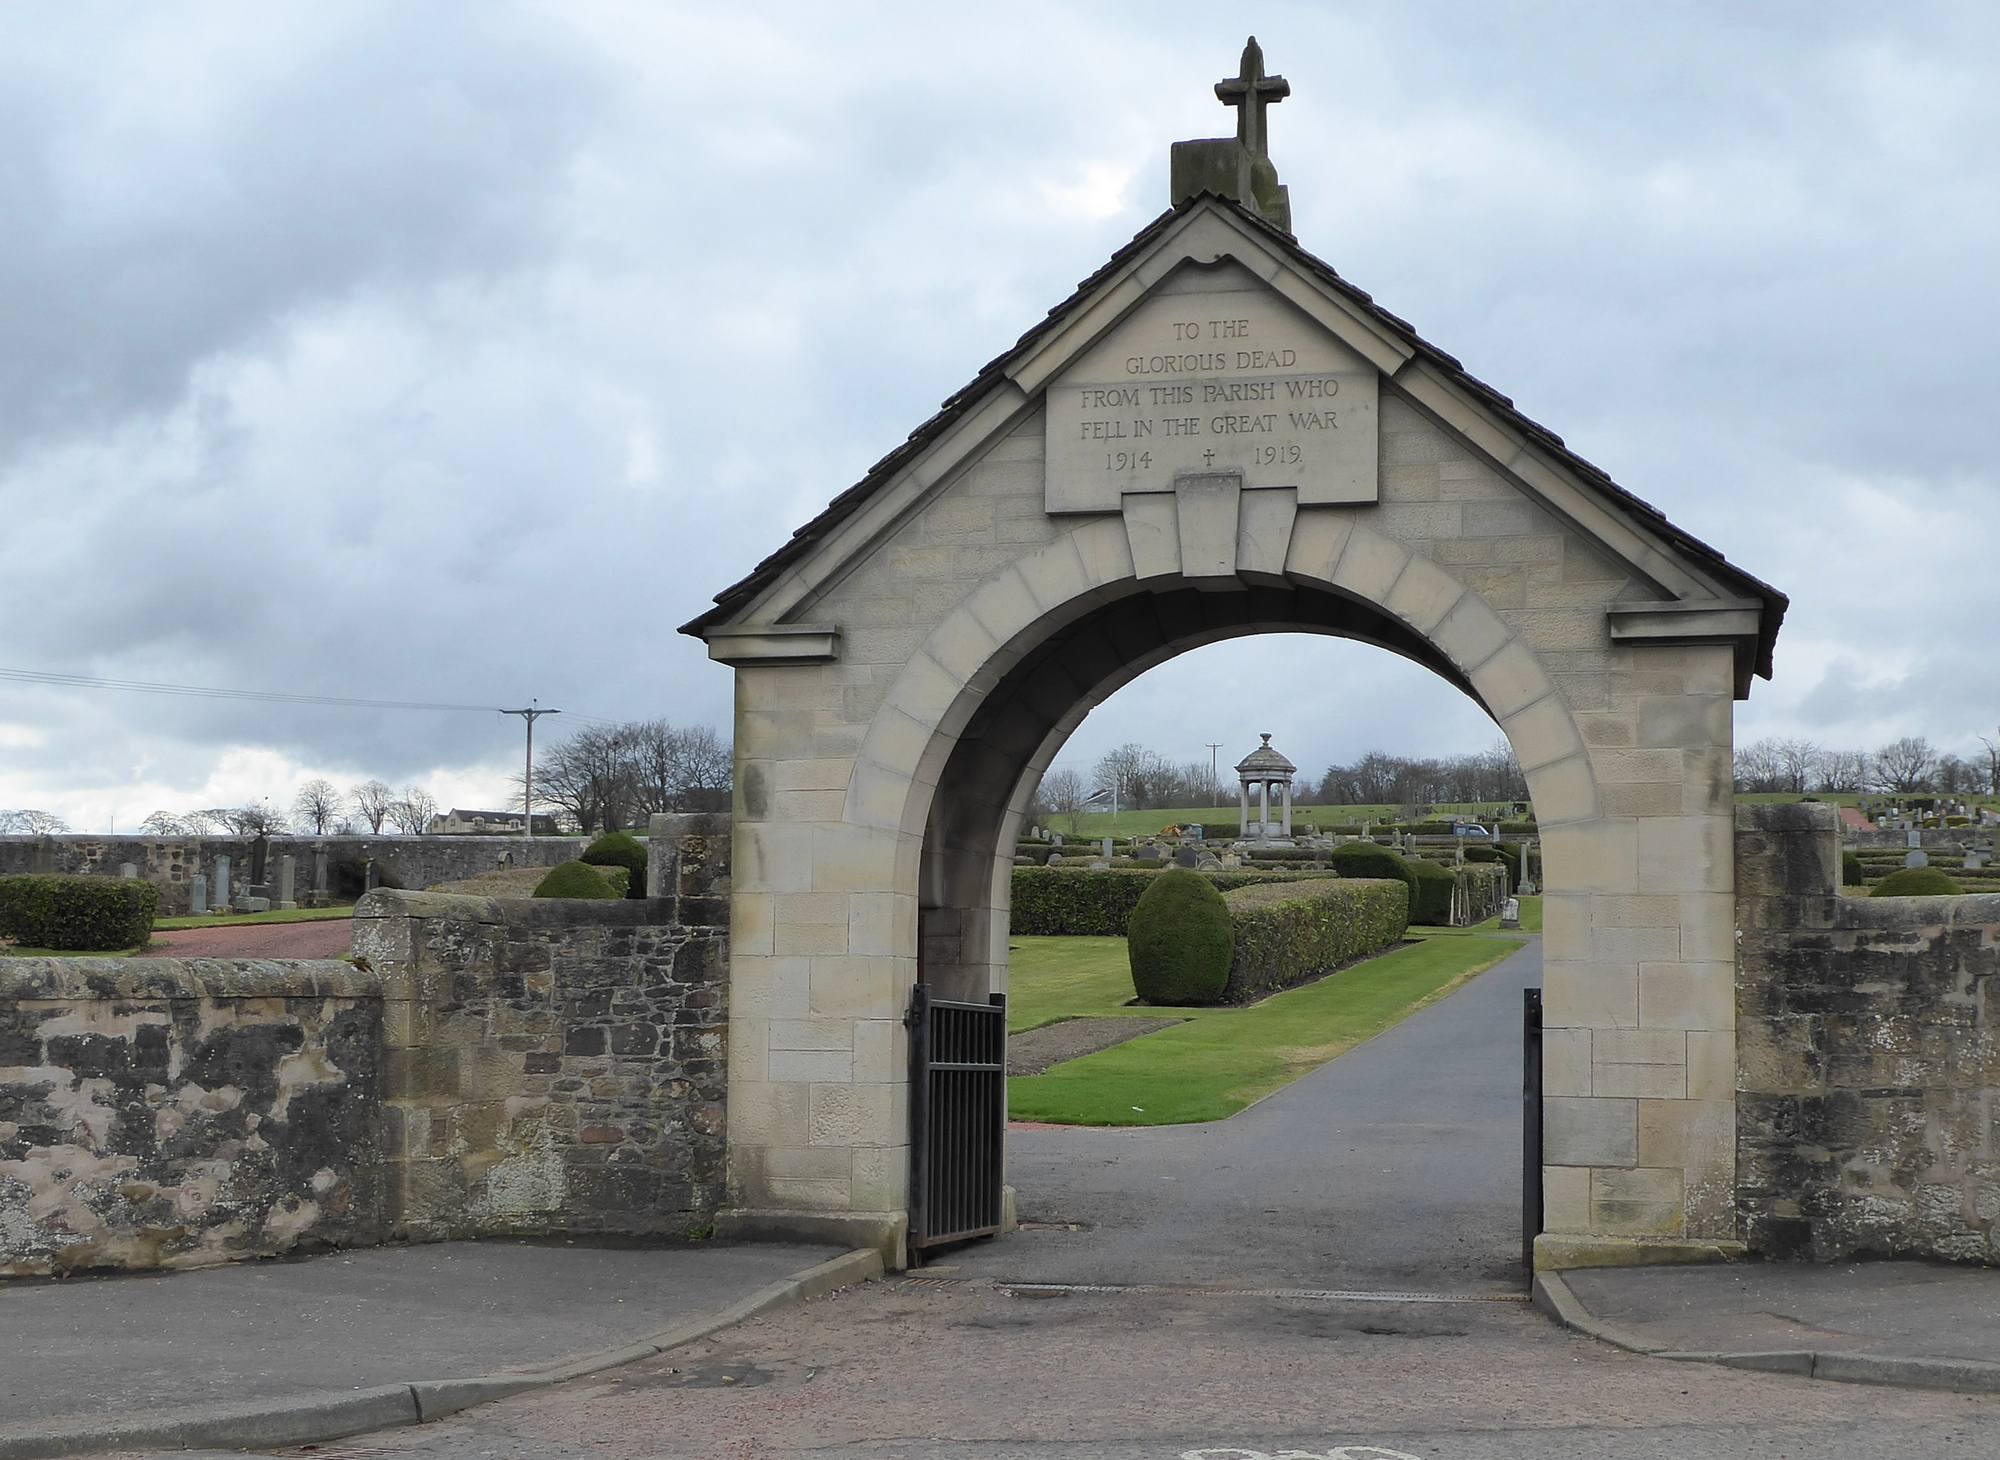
[148,917,353,959]
[953,936,1544,1292]
[0,1239,850,1456]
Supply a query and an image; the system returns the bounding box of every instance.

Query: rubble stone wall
[0,959,384,1276]
[1,819,733,1276]
[1736,802,2000,1262]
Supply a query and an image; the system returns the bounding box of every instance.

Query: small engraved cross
[1203,449,1216,466]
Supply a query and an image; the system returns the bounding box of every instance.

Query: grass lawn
[1052,802,1520,838]
[153,905,356,930]
[1408,894,1542,938]
[1008,931,1522,1126]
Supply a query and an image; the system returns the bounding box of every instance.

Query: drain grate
[897,1275,1527,1305]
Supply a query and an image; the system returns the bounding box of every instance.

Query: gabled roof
[684,193,1787,678]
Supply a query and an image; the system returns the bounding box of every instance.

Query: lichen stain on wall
[0,961,384,1277]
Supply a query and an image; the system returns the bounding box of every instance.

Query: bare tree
[292,778,342,834]
[389,786,439,835]
[1872,736,1939,794]
[350,779,395,834]
[139,811,188,835]
[1774,738,1822,795]
[1039,767,1087,831]
[1814,750,1869,794]
[528,726,637,833]
[1732,738,1784,794]
[1980,735,2000,797]
[0,809,68,833]
[673,725,732,811]
[185,808,233,834]
[227,802,289,835]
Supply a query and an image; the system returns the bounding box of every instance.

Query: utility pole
[500,701,561,836]
[1206,743,1223,806]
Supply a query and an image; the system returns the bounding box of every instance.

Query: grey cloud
[0,2,1993,826]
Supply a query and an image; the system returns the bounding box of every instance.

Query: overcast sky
[2,2,1995,830]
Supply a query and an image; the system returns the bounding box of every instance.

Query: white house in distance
[424,809,562,836]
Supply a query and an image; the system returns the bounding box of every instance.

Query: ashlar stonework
[687,100,1785,1266]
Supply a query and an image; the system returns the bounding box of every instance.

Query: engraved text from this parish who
[1045,263,1378,512]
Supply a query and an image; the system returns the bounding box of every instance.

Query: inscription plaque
[1046,262,1378,512]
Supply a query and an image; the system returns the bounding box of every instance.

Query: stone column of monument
[691,38,1782,1267]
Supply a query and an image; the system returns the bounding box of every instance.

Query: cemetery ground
[1006,908,1531,1126]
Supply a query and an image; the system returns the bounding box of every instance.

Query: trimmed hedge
[0,874,158,951]
[1221,878,1409,1003]
[1011,866,1341,936]
[1325,842,1406,881]
[1870,866,1965,897]
[1404,858,1458,925]
[1842,851,1865,887]
[1128,870,1233,1005]
[533,860,621,899]
[581,831,647,899]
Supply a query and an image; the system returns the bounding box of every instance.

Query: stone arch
[696,193,1778,1269]
[847,514,1596,1001]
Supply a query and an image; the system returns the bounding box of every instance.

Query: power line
[0,666,646,727]
[0,665,504,714]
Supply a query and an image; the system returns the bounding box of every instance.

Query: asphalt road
[141,1279,2000,1459]
[953,936,1543,1292]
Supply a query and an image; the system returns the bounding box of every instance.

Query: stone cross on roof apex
[1169,37,1293,231]
[1214,36,1289,161]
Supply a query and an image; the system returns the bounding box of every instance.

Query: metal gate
[1521,986,1544,1272]
[906,984,1007,1259]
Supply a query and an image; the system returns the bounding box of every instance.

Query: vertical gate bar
[916,980,928,1248]
[1522,985,1544,1276]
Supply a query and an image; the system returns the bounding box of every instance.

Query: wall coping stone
[354,889,672,927]
[0,956,377,1001]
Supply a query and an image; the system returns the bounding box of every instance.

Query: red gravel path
[149,919,354,960]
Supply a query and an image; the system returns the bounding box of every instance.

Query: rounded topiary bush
[1870,866,1964,897]
[1325,842,1406,881]
[533,860,621,899]
[1127,868,1233,1005]
[1842,850,1865,887]
[581,830,647,899]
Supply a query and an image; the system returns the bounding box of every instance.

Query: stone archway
[688,108,1784,1268]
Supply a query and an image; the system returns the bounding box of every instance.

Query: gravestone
[1965,847,1990,871]
[275,855,297,910]
[213,855,231,909]
[1905,828,1929,870]
[363,858,378,892]
[1102,838,1114,860]
[1046,852,1063,867]
[118,863,138,879]
[312,849,330,907]
[31,836,54,874]
[249,835,270,888]
[189,874,208,915]
[1174,846,1201,868]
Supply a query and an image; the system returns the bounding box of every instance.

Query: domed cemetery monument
[1235,733,1298,843]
